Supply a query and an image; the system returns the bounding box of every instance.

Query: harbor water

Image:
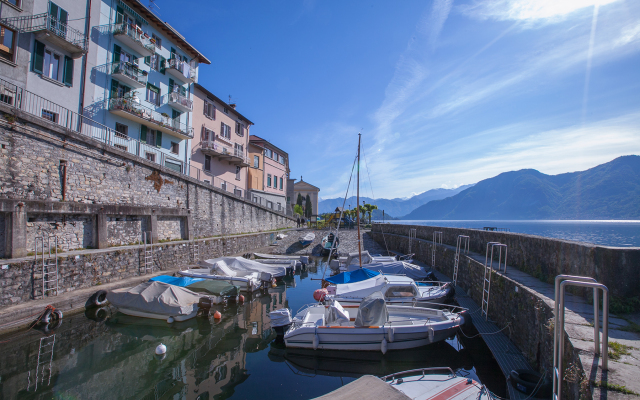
[381,220,640,247]
[0,258,506,399]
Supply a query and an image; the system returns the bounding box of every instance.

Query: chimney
[229,103,237,109]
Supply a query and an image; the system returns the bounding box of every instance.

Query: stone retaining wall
[372,224,640,298]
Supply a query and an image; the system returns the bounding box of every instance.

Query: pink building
[190,84,253,196]
[248,135,289,210]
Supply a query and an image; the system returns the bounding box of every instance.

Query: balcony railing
[95,21,155,57]
[201,140,249,165]
[0,13,88,55]
[165,91,193,112]
[164,58,196,83]
[108,97,193,139]
[95,61,148,88]
[0,77,289,217]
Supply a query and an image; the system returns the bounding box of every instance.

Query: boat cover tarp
[107,281,200,316]
[325,268,381,284]
[187,280,240,297]
[325,301,350,326]
[200,257,286,278]
[299,233,315,242]
[150,275,204,287]
[355,292,388,327]
[270,308,292,327]
[346,251,373,266]
[312,375,410,400]
[347,261,430,280]
[334,274,387,296]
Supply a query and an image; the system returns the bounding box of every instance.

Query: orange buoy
[313,288,328,302]
[213,310,222,319]
[238,294,245,303]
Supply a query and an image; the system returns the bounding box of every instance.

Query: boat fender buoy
[313,289,328,302]
[155,343,167,355]
[381,338,388,354]
[39,307,53,325]
[213,310,222,319]
[388,327,394,343]
[88,290,108,307]
[167,316,174,324]
[238,294,245,303]
[312,334,319,350]
[428,327,435,342]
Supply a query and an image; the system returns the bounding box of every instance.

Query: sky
[157,0,640,199]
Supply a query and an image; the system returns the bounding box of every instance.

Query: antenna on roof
[149,0,161,15]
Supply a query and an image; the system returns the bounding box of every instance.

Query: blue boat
[298,232,315,246]
[324,268,380,284]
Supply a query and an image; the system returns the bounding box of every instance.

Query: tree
[367,204,378,224]
[296,193,303,207]
[305,194,312,218]
[293,204,304,217]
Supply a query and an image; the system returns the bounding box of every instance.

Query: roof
[125,0,211,64]
[294,180,320,191]
[194,83,254,125]
[249,135,289,157]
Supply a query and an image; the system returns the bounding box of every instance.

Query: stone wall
[372,224,640,298]
[0,214,5,258]
[25,214,94,252]
[106,216,148,247]
[157,216,184,241]
[0,230,280,306]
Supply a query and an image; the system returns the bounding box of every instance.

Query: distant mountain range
[318,185,474,218]
[402,155,640,220]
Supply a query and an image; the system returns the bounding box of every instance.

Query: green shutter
[159,55,166,74]
[115,6,124,23]
[113,44,121,63]
[49,2,59,19]
[156,131,162,148]
[110,79,119,98]
[170,47,176,59]
[59,8,68,25]
[172,110,180,119]
[168,78,174,94]
[63,56,73,86]
[140,125,147,143]
[32,40,45,74]
[180,85,186,96]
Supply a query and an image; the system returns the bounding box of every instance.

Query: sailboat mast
[356,133,362,269]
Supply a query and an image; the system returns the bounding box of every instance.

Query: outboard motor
[270,308,293,338]
[198,296,214,317]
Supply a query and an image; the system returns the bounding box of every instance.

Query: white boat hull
[116,307,198,322]
[177,269,262,292]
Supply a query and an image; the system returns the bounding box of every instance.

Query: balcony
[108,97,193,140]
[165,91,193,113]
[109,61,147,88]
[201,140,249,166]
[164,58,196,84]
[0,13,88,57]
[112,23,155,57]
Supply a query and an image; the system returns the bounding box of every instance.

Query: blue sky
[159,0,640,199]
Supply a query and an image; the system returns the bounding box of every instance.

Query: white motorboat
[280,293,466,352]
[299,232,315,246]
[178,269,263,292]
[331,251,419,274]
[323,269,455,307]
[254,253,301,260]
[204,256,290,278]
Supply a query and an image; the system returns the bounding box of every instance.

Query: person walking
[296,216,300,228]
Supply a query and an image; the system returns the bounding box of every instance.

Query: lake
[0,258,506,399]
[378,220,640,247]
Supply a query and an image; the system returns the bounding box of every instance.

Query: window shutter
[115,6,124,23]
[144,55,150,65]
[201,126,206,141]
[59,8,68,25]
[63,56,73,86]
[168,78,174,94]
[140,125,147,143]
[113,44,121,63]
[220,122,224,137]
[213,106,216,120]
[32,40,45,74]
[203,101,208,116]
[170,47,176,59]
[49,2,59,19]
[156,131,162,148]
[159,55,166,74]
[180,86,186,96]
[110,79,119,98]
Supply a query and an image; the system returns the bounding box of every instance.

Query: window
[220,122,231,139]
[203,100,215,119]
[204,155,211,170]
[253,155,259,168]
[44,49,60,80]
[141,126,161,147]
[146,83,160,106]
[279,155,285,164]
[201,127,214,141]
[280,177,283,190]
[0,25,16,62]
[151,34,162,49]
[42,110,58,123]
[165,160,181,172]
[264,148,272,158]
[115,122,128,138]
[267,174,272,187]
[144,53,160,71]
[5,0,21,7]
[170,142,179,154]
[48,2,68,38]
[273,176,277,189]
[236,166,241,181]
[32,40,74,86]
[235,121,244,136]
[223,107,228,114]
[234,143,243,156]
[145,152,156,162]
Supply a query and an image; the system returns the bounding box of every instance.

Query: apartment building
[82,0,210,173]
[0,0,90,114]
[189,83,252,196]
[248,135,289,211]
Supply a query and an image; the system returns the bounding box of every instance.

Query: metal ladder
[453,235,470,286]
[35,235,59,298]
[431,231,442,267]
[408,228,417,254]
[481,242,507,320]
[141,231,153,273]
[190,240,200,264]
[553,275,609,399]
[28,335,56,391]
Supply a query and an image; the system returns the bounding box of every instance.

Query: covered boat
[107,281,202,322]
[299,232,315,246]
[347,261,432,281]
[282,293,466,352]
[325,268,381,285]
[330,251,413,272]
[200,257,290,278]
[150,275,240,303]
[321,232,340,256]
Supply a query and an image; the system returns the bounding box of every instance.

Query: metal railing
[0,13,88,52]
[94,61,148,86]
[481,242,507,320]
[200,140,249,163]
[431,231,442,267]
[165,91,193,111]
[0,77,290,217]
[164,58,197,81]
[108,97,194,138]
[111,22,155,54]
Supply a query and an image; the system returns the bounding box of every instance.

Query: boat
[149,275,240,304]
[330,251,417,272]
[178,257,276,292]
[346,261,435,281]
[322,268,455,307]
[312,368,490,399]
[254,253,302,260]
[321,232,340,256]
[278,292,467,352]
[299,232,315,246]
[106,281,205,323]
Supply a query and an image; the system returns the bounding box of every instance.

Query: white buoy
[381,338,388,354]
[155,343,167,355]
[167,316,174,323]
[312,334,319,350]
[388,327,395,343]
[428,327,434,342]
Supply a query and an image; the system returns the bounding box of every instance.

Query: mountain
[402,155,640,220]
[318,185,474,218]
